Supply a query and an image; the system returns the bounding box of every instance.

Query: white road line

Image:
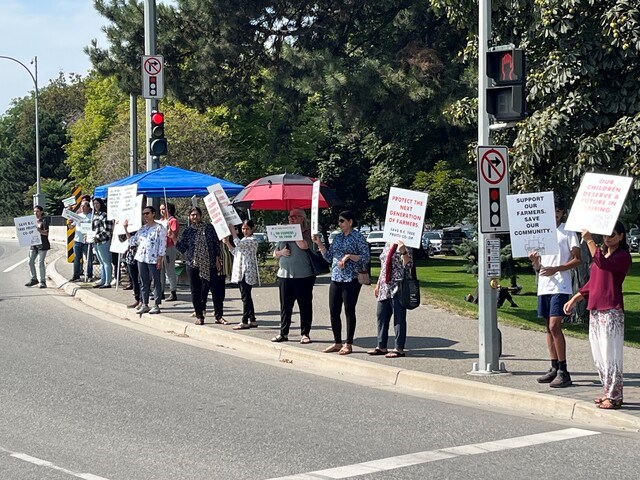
[266,428,600,480]
[3,257,28,273]
[0,447,110,480]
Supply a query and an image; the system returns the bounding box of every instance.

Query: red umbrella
[231,173,342,210]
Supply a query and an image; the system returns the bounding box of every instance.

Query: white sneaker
[136,305,151,314]
[149,305,161,314]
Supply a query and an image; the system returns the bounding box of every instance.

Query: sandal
[194,317,204,326]
[214,317,229,325]
[322,344,343,353]
[367,348,388,356]
[597,398,622,410]
[249,321,258,328]
[271,335,288,343]
[338,344,352,355]
[300,335,312,344]
[233,323,250,330]
[385,350,406,358]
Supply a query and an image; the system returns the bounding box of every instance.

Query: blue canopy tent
[93,166,244,198]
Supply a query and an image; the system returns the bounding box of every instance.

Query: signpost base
[469,362,509,375]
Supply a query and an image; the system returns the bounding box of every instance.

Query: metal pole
[144,0,160,211]
[0,55,43,207]
[473,0,501,374]
[129,93,138,176]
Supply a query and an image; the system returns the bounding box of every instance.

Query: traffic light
[486,48,526,122]
[489,188,501,227]
[150,110,168,156]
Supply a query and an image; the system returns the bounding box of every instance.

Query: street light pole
[0,55,43,208]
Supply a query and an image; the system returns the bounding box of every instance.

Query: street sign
[486,238,501,278]
[141,55,164,99]
[478,145,510,233]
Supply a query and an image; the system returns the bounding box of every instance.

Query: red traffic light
[151,111,164,125]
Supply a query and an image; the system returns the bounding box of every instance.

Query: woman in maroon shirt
[563,221,632,410]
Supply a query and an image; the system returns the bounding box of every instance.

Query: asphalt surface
[2,239,640,480]
[2,227,640,432]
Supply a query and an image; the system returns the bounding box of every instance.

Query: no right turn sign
[478,146,510,233]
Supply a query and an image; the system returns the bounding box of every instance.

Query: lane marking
[0,446,110,479]
[3,257,28,273]
[266,428,600,479]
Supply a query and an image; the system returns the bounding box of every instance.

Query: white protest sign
[14,215,41,248]
[62,195,77,208]
[113,194,144,236]
[207,183,242,225]
[62,208,84,224]
[110,232,130,254]
[266,224,303,242]
[79,221,92,234]
[310,180,320,235]
[382,187,429,249]
[107,184,138,224]
[506,192,558,258]
[85,230,96,243]
[204,192,231,239]
[565,173,633,235]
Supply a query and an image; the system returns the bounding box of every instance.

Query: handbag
[398,263,420,310]
[306,249,329,275]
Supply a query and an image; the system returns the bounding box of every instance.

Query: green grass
[371,253,640,348]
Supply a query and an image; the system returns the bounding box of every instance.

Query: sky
[0,0,110,115]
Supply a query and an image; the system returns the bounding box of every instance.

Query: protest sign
[113,194,144,236]
[62,208,84,224]
[204,192,231,239]
[506,192,558,258]
[382,187,428,249]
[565,173,633,235]
[207,183,242,225]
[14,215,41,248]
[310,180,320,235]
[62,195,77,208]
[107,185,138,223]
[266,224,303,242]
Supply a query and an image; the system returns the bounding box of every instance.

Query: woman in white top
[223,220,259,329]
[124,206,166,315]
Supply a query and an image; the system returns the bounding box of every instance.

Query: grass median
[371,253,640,348]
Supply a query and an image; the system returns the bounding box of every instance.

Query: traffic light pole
[144,0,160,210]
[472,0,503,375]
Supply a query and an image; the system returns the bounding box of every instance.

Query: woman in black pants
[176,207,221,325]
[313,210,369,355]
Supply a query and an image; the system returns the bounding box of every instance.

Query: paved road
[2,241,640,479]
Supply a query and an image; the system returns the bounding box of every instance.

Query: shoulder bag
[306,249,329,276]
[398,262,420,310]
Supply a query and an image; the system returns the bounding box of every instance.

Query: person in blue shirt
[313,210,369,355]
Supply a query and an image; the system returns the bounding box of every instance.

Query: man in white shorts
[528,197,581,388]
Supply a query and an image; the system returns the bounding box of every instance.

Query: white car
[422,231,442,255]
[366,231,386,255]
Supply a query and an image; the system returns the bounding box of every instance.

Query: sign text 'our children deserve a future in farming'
[382,187,428,249]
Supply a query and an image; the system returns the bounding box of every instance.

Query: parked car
[629,228,640,252]
[253,232,269,244]
[328,230,341,245]
[366,230,386,255]
[440,227,469,255]
[422,231,442,255]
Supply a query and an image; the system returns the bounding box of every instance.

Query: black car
[440,227,470,255]
[629,228,640,253]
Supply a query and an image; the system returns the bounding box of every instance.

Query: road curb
[47,256,640,432]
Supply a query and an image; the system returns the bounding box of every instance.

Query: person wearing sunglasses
[272,208,316,344]
[563,221,632,410]
[123,206,167,315]
[313,210,370,355]
[176,207,222,325]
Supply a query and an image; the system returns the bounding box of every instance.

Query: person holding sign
[91,198,114,288]
[563,222,632,410]
[223,220,259,329]
[313,210,370,355]
[68,200,94,282]
[25,205,50,288]
[123,206,166,315]
[528,197,581,388]
[160,203,180,302]
[272,208,316,344]
[368,240,413,358]
[176,207,222,325]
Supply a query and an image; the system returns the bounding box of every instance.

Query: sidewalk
[48,249,640,432]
